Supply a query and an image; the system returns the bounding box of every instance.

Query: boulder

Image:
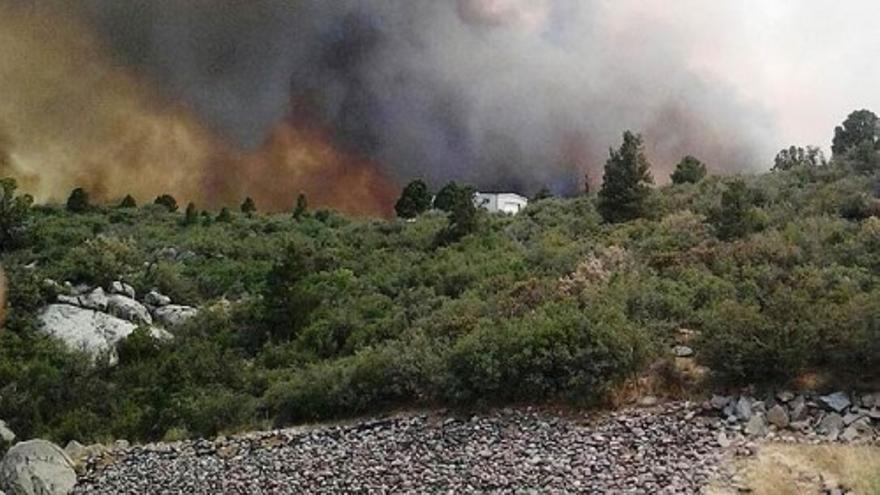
[710,395,730,410]
[744,414,768,437]
[106,295,152,326]
[0,422,14,446]
[77,288,108,312]
[766,405,789,429]
[0,440,76,495]
[672,345,694,358]
[860,392,880,409]
[818,413,844,438]
[38,304,171,361]
[63,442,104,466]
[145,290,171,307]
[819,392,851,413]
[735,397,753,421]
[788,395,807,422]
[109,281,135,300]
[153,305,198,330]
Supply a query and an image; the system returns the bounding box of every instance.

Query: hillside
[0,131,879,450]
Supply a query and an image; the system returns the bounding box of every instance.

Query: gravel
[75,402,728,494]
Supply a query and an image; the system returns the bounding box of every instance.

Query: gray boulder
[766,405,789,429]
[106,295,152,326]
[144,290,171,307]
[0,422,14,446]
[38,305,171,362]
[153,305,198,330]
[818,412,844,438]
[744,414,768,437]
[109,281,136,300]
[788,395,807,422]
[819,392,851,413]
[0,440,76,495]
[735,397,753,420]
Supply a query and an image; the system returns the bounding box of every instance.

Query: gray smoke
[50,0,776,194]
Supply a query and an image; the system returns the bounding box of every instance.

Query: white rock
[153,305,198,329]
[672,345,694,358]
[766,405,789,429]
[38,305,171,362]
[77,288,109,312]
[0,422,14,445]
[0,440,76,495]
[145,291,171,307]
[109,281,136,300]
[107,295,152,326]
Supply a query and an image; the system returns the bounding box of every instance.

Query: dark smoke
[47,0,773,195]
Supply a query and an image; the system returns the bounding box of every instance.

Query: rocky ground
[75,403,728,494]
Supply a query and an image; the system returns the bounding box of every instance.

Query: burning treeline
[0,4,396,216]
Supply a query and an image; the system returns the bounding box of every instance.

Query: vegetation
[293,193,308,220]
[598,131,654,223]
[66,187,90,213]
[154,194,179,213]
[0,114,878,447]
[670,155,707,185]
[394,180,432,219]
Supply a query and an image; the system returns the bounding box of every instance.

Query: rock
[0,440,76,495]
[710,395,731,410]
[106,295,152,326]
[818,413,844,437]
[77,288,109,312]
[671,345,694,358]
[744,414,768,437]
[842,412,863,426]
[735,397,753,421]
[860,392,880,409]
[717,432,732,448]
[113,440,130,450]
[637,396,658,407]
[788,395,807,422]
[776,391,795,403]
[766,405,789,429]
[819,392,851,413]
[152,305,198,330]
[155,247,179,261]
[63,442,85,464]
[144,291,171,307]
[840,426,860,442]
[109,282,135,300]
[38,304,171,361]
[0,422,14,446]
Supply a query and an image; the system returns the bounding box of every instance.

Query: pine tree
[293,193,308,220]
[671,155,707,184]
[216,207,232,222]
[241,197,256,217]
[597,131,654,223]
[183,202,198,225]
[436,185,477,245]
[66,187,90,213]
[119,194,137,209]
[714,180,752,240]
[394,180,432,219]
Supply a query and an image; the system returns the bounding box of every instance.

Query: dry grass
[609,357,708,407]
[711,444,880,495]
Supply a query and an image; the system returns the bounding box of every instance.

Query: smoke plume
[5,0,876,213]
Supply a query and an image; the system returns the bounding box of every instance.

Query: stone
[0,422,14,446]
[672,345,694,358]
[38,304,171,362]
[776,391,795,403]
[145,290,171,307]
[788,395,807,422]
[77,288,109,312]
[860,392,880,409]
[152,305,198,330]
[819,392,851,413]
[63,441,85,464]
[113,440,130,450]
[109,281,136,300]
[106,295,152,326]
[818,413,844,437]
[0,440,76,495]
[710,395,730,410]
[766,405,789,429]
[716,432,732,448]
[637,396,658,407]
[842,412,863,426]
[840,426,860,442]
[735,397,753,421]
[744,414,768,437]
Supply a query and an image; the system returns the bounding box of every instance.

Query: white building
[473,192,529,214]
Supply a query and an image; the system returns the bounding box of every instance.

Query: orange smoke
[0,4,397,217]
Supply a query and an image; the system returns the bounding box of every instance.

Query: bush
[0,178,33,251]
[154,194,179,212]
[66,188,90,213]
[671,156,707,185]
[59,236,142,287]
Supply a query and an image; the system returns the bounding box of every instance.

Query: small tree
[714,180,752,241]
[119,194,137,209]
[66,187,90,213]
[0,178,33,251]
[433,182,463,212]
[773,146,825,171]
[670,155,707,184]
[394,180,432,219]
[154,194,178,212]
[262,243,317,342]
[832,109,879,157]
[241,197,256,217]
[597,131,654,223]
[437,185,478,245]
[216,207,232,223]
[532,187,553,202]
[293,193,308,220]
[183,202,198,225]
[583,172,592,195]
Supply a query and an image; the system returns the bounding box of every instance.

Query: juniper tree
[597,131,654,223]
[293,193,308,220]
[66,187,90,213]
[241,197,256,217]
[671,156,707,184]
[394,180,432,219]
[154,194,178,212]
